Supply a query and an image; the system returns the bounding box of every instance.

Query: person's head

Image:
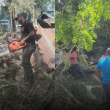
[15,13,26,24]
[106,48,110,56]
[102,48,108,56]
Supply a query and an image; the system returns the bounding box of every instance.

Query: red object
[8,41,26,52]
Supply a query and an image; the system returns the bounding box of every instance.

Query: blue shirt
[96,57,110,84]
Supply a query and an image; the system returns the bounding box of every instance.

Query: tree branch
[62,0,71,14]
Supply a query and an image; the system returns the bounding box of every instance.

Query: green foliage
[3,0,54,15]
[4,0,38,15]
[0,26,8,32]
[0,0,54,21]
[55,0,81,12]
[55,74,102,110]
[78,55,88,69]
[0,85,42,110]
[0,67,5,74]
[55,13,73,48]
[0,6,10,19]
[0,0,54,33]
[56,0,110,51]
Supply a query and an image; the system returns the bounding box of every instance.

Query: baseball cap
[15,13,27,20]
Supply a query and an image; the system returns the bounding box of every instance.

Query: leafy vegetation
[0,0,54,22]
[55,1,110,109]
[56,0,110,51]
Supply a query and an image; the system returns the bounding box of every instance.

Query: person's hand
[19,39,25,46]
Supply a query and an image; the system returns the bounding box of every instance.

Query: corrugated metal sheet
[37,26,55,71]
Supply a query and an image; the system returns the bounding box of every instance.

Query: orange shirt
[69,51,77,65]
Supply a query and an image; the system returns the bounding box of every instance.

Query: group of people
[56,47,110,110]
[95,48,110,110]
[68,47,110,109]
[69,47,110,109]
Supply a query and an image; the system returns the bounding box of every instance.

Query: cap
[15,13,27,20]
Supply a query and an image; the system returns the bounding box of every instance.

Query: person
[98,49,108,62]
[15,13,36,86]
[69,47,78,78]
[94,48,110,110]
[55,51,64,67]
[98,49,108,105]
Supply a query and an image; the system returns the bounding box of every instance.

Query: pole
[33,5,37,25]
[11,7,15,38]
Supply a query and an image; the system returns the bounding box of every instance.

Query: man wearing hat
[15,13,36,86]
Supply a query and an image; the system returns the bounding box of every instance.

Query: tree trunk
[33,5,37,25]
[54,5,55,23]
[11,7,15,38]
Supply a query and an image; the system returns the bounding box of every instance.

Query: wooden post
[33,5,37,25]
[54,5,55,23]
[11,7,15,38]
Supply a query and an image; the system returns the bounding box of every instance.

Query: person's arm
[20,30,35,45]
[20,22,35,45]
[94,67,102,81]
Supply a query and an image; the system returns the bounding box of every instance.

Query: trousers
[103,84,110,110]
[22,45,36,84]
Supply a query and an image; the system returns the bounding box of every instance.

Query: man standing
[94,48,110,110]
[69,47,78,78]
[98,49,108,105]
[15,13,36,86]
